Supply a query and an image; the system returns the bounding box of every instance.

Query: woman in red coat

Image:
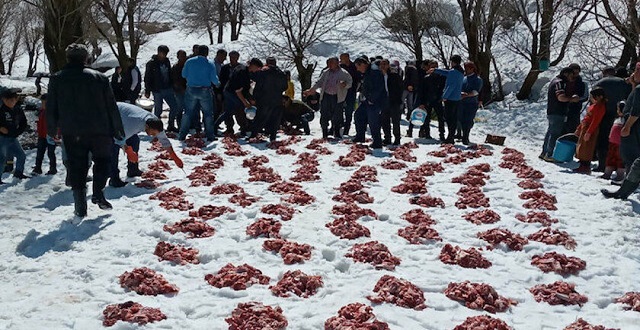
[574,88,607,174]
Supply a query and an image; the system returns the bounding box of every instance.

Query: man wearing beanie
[47,43,125,217]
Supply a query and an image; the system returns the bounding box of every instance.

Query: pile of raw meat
[246,218,282,239]
[367,275,427,310]
[269,270,323,298]
[326,217,371,239]
[336,144,370,167]
[210,183,244,195]
[439,244,492,268]
[225,302,288,330]
[463,209,501,225]
[222,136,249,157]
[453,164,491,209]
[263,239,313,264]
[261,203,296,221]
[305,138,332,155]
[324,303,389,330]
[163,218,215,238]
[528,227,577,250]
[563,318,617,330]
[345,241,401,270]
[154,242,200,265]
[477,228,528,251]
[229,192,261,207]
[102,301,167,327]
[615,292,640,311]
[290,152,321,182]
[520,189,558,211]
[529,281,588,306]
[515,211,559,226]
[398,222,442,244]
[453,315,512,330]
[119,267,179,295]
[189,205,235,220]
[392,142,418,162]
[409,194,445,208]
[444,281,517,313]
[150,187,194,211]
[204,263,270,290]
[530,252,586,275]
[187,165,217,187]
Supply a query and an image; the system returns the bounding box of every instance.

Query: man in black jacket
[249,57,288,142]
[413,60,446,140]
[217,50,241,134]
[403,61,419,119]
[340,53,360,136]
[122,57,141,104]
[47,44,126,217]
[0,88,29,183]
[144,45,178,120]
[353,57,386,149]
[379,59,404,145]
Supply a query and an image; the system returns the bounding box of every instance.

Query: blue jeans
[458,102,479,131]
[0,136,26,174]
[343,89,356,134]
[542,115,567,157]
[152,88,179,120]
[179,87,216,140]
[354,102,382,147]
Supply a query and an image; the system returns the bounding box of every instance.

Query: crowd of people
[2,41,639,216]
[540,64,640,200]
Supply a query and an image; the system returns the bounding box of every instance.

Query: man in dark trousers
[403,60,420,120]
[379,59,404,145]
[170,50,188,132]
[144,45,178,120]
[0,88,30,183]
[122,57,141,104]
[217,50,242,134]
[540,67,579,162]
[340,53,360,136]
[353,57,386,149]
[47,44,125,217]
[249,57,288,142]
[433,55,464,144]
[563,63,588,134]
[592,66,632,172]
[215,57,262,136]
[414,60,446,139]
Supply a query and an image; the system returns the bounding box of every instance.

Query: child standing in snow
[574,88,607,174]
[32,94,58,175]
[602,101,627,181]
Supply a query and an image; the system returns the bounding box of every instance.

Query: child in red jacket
[574,88,607,174]
[32,94,58,175]
[602,101,627,181]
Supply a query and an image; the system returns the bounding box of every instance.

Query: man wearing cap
[0,87,29,183]
[592,67,632,172]
[47,43,125,217]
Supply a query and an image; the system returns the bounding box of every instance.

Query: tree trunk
[27,51,36,77]
[207,25,214,45]
[43,0,85,73]
[516,69,541,100]
[0,53,5,75]
[491,55,504,102]
[230,20,238,41]
[217,0,225,43]
[617,37,638,70]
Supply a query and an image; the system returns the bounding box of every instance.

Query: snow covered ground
[1,106,640,329]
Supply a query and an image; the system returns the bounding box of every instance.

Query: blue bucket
[552,137,576,163]
[245,106,257,120]
[410,108,427,126]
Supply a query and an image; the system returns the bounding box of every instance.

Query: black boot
[321,127,329,139]
[46,167,57,175]
[126,162,143,178]
[601,180,640,200]
[462,129,471,145]
[73,188,88,217]
[406,129,413,138]
[91,191,113,210]
[109,177,128,188]
[13,171,31,179]
[32,166,43,175]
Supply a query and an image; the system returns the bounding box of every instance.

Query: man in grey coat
[304,57,353,139]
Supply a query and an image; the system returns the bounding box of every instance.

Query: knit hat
[66,44,89,63]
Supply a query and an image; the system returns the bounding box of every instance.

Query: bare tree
[25,0,89,73]
[225,0,244,41]
[503,0,592,100]
[456,0,506,103]
[20,3,44,76]
[250,0,369,91]
[373,0,462,62]
[182,0,219,45]
[594,0,640,70]
[90,0,156,68]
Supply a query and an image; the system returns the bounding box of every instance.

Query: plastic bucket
[410,108,428,126]
[552,135,577,163]
[136,99,154,111]
[245,106,257,120]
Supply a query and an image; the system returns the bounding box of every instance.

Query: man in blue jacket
[179,45,220,142]
[432,55,464,144]
[353,57,386,149]
[459,62,483,145]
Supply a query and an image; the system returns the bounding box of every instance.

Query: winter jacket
[403,65,420,91]
[47,63,125,139]
[310,68,353,103]
[225,64,251,96]
[283,99,314,125]
[435,66,464,101]
[182,56,220,88]
[575,102,606,161]
[340,61,360,93]
[566,76,587,113]
[117,102,171,148]
[0,103,27,138]
[386,71,404,105]
[252,65,288,106]
[171,62,187,94]
[110,72,126,102]
[610,118,625,145]
[416,72,446,106]
[36,106,48,138]
[285,81,295,99]
[547,76,569,116]
[461,74,483,105]
[122,65,142,95]
[360,67,387,106]
[594,76,632,120]
[220,63,240,91]
[144,55,173,92]
[623,84,640,118]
